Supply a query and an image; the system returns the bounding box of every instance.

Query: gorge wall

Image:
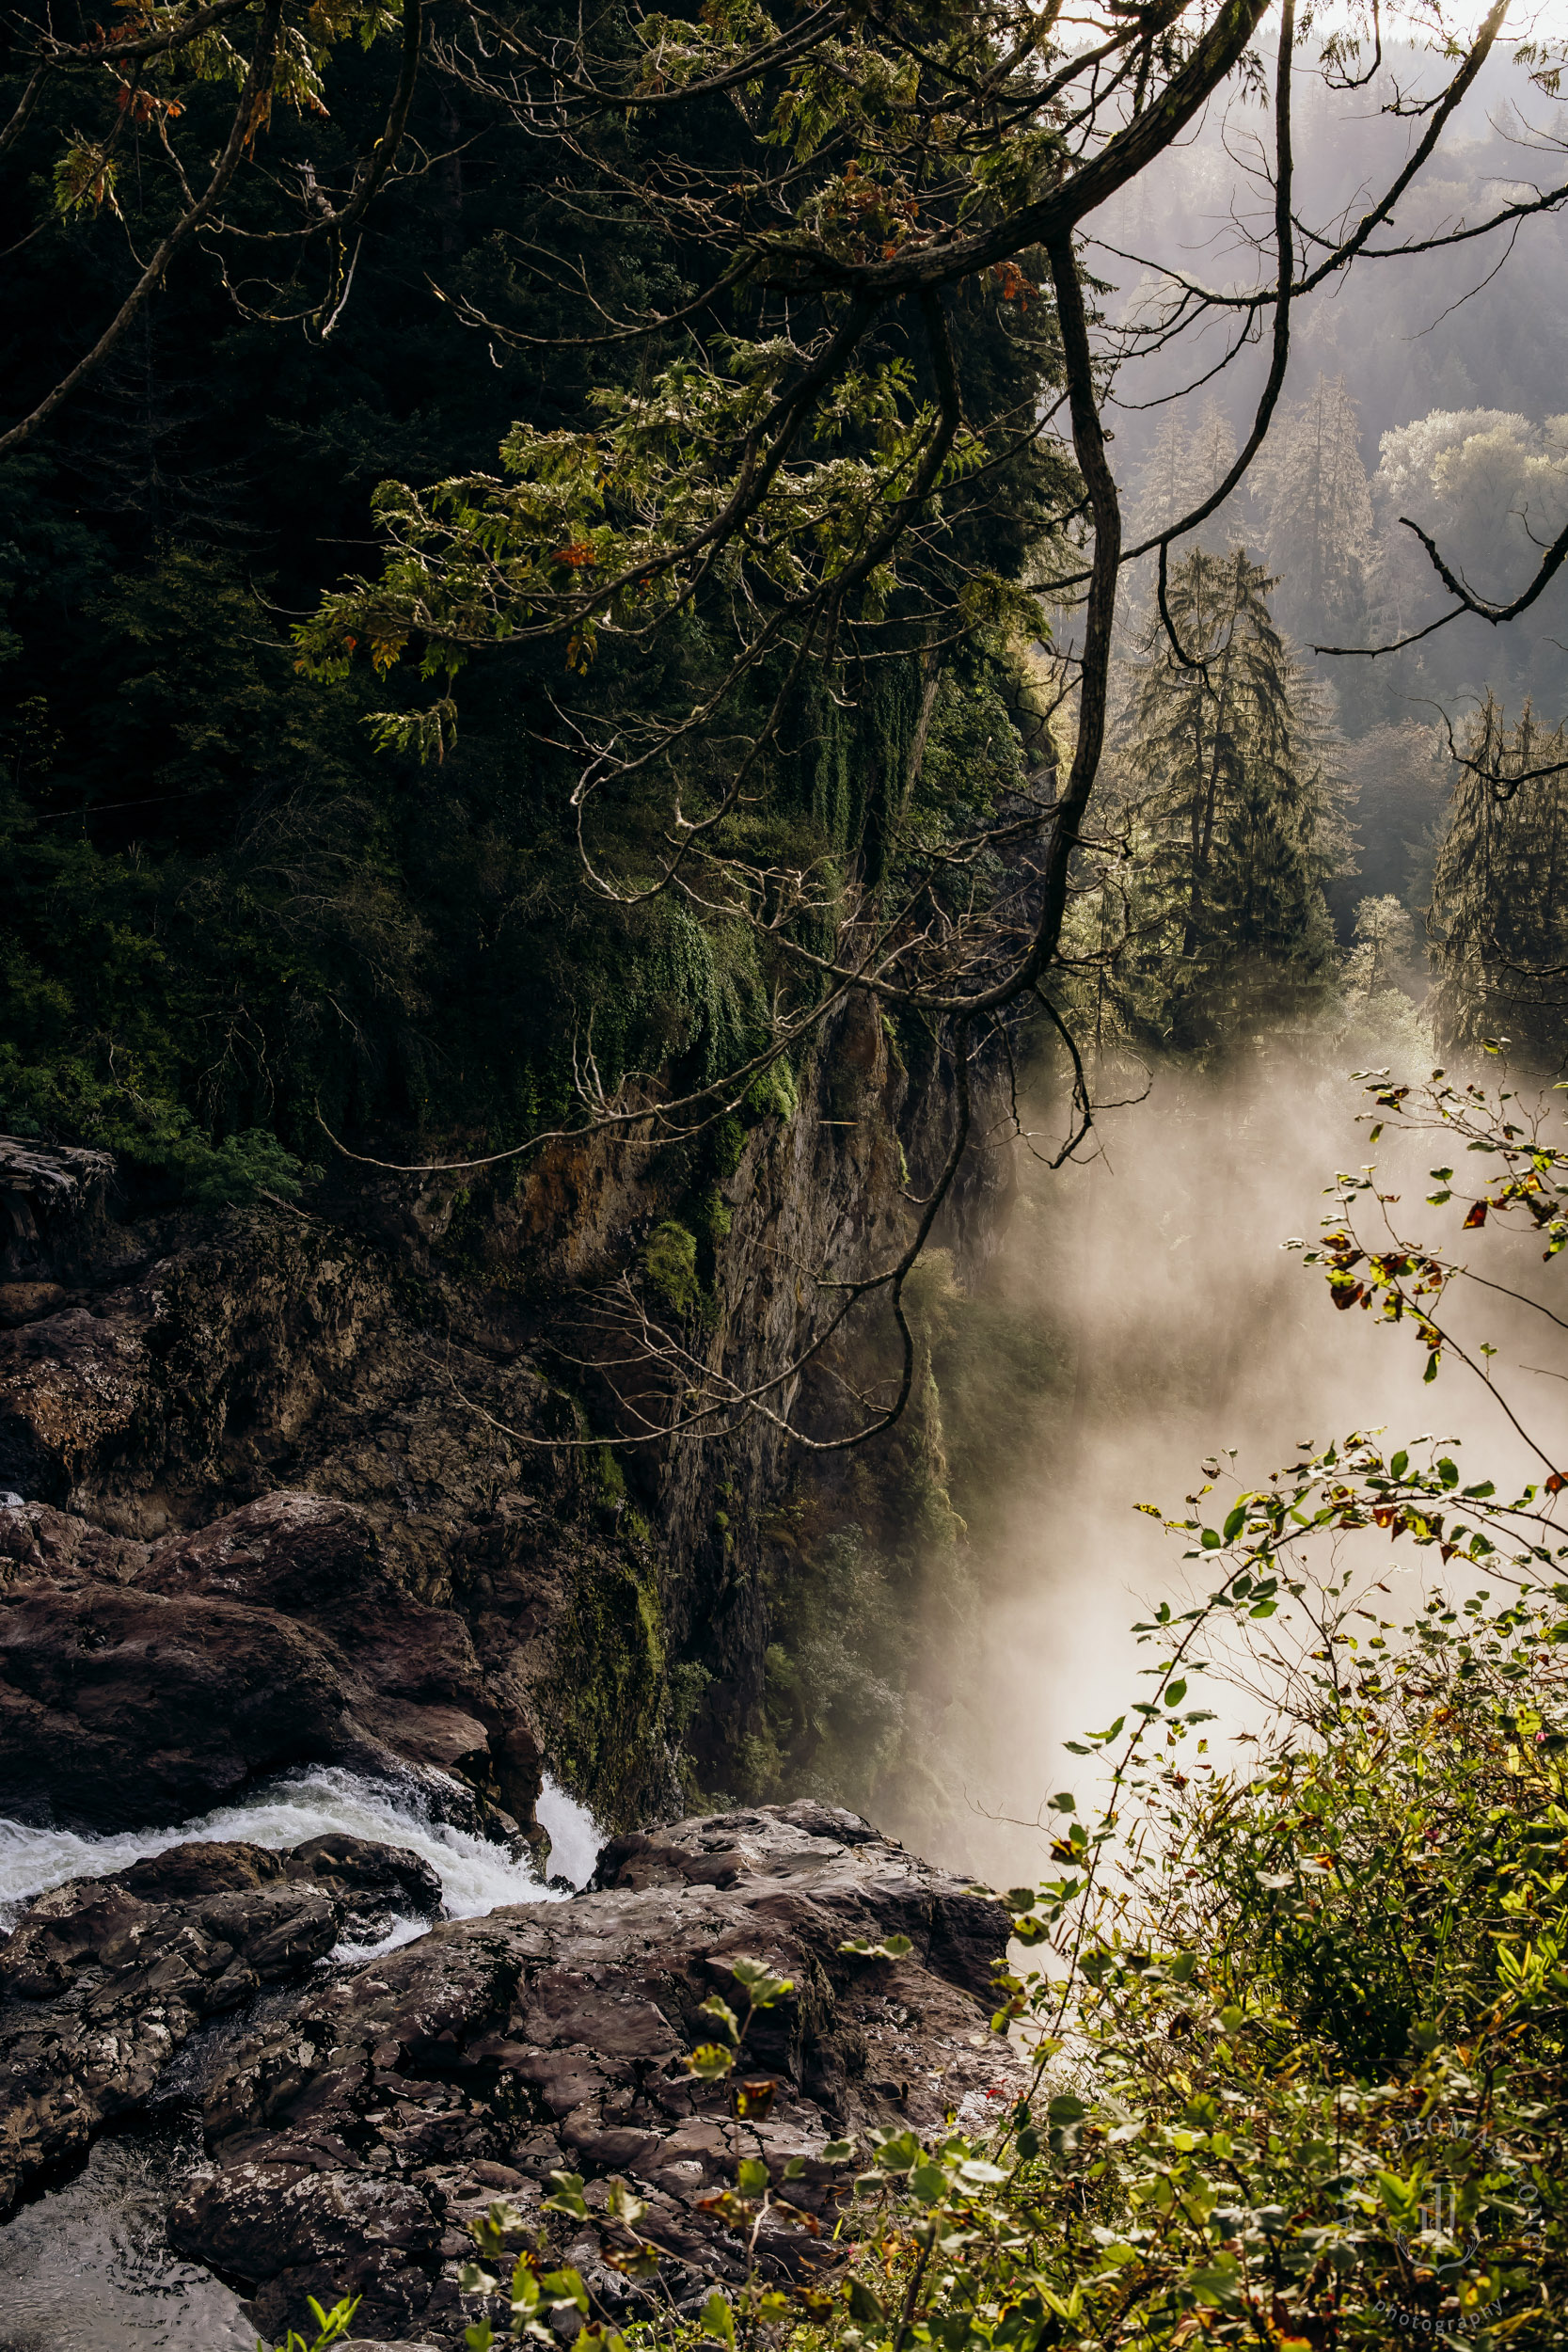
[0,996,1014,1848]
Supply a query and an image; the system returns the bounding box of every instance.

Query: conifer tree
[1249,374,1375,645]
[1113,548,1350,1047]
[1130,400,1243,544]
[1430,695,1568,1069]
[1342,893,1416,999]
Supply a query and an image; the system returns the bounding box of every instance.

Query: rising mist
[926,1044,1559,1887]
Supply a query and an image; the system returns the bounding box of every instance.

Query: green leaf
[1223,1503,1246,1541]
[736,2156,768,2196]
[684,2042,736,2079]
[603,2181,645,2229]
[873,2129,921,2172]
[697,1994,741,2042]
[702,2290,736,2348]
[1164,1678,1188,1707]
[848,2280,885,2323]
[543,2267,590,2315]
[728,1957,793,2004]
[838,1933,912,1960]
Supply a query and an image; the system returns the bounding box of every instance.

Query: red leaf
[1463,1200,1488,1229]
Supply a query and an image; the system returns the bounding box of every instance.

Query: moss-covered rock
[535,1546,673,1830]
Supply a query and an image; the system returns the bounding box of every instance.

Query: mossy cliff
[0,998,1013,1836]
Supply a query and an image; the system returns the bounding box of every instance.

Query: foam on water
[0,1763,606,1938]
[0,1762,607,2344]
[536,1773,604,1888]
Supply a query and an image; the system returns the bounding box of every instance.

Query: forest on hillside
[4,0,1568,1230]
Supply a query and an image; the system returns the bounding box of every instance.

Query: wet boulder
[170,1802,1020,2346]
[0,1832,442,2217]
[0,1492,536,1832]
[0,1577,356,1831]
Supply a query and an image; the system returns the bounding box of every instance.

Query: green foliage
[262,2294,359,2351]
[0,8,1057,1207]
[535,1546,672,1830]
[297,346,1021,721]
[0,1043,313,1203]
[744,1058,800,1122]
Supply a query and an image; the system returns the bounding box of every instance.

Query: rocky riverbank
[0,1800,1015,2346]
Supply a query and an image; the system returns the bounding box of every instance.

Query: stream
[0,1765,604,2348]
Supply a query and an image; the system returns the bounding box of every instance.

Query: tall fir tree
[1430,695,1568,1070]
[1249,375,1376,723]
[1112,548,1351,1048]
[1130,399,1242,541]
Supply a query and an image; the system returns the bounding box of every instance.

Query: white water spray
[0,1763,605,1941]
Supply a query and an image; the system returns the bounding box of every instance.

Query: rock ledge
[171,1801,1019,2344]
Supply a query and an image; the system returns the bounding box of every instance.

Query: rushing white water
[0,1762,605,1938]
[536,1773,604,1888]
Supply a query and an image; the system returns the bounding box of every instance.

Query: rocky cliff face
[0,1029,1018,2347]
[0,1004,1012,1836]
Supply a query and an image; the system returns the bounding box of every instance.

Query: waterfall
[0,1763,604,1946]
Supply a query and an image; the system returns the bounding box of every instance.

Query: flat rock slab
[171,1801,1020,2346]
